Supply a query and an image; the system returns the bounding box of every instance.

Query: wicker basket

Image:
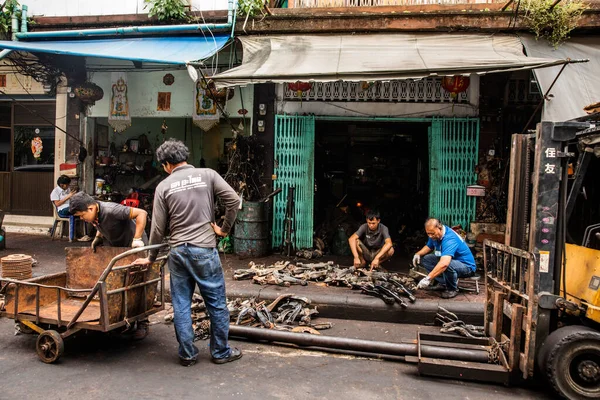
[1,254,33,280]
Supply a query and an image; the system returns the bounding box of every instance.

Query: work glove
[131,238,144,248]
[412,254,421,268]
[417,276,431,290]
[91,236,103,252]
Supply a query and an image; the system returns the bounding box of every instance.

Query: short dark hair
[366,209,380,220]
[156,138,189,165]
[69,192,95,213]
[425,218,443,229]
[57,175,71,186]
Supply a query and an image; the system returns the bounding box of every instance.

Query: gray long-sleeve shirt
[148,164,240,261]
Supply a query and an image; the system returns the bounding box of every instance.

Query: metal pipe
[11,9,18,41]
[228,325,490,363]
[0,49,13,61]
[229,0,238,38]
[15,23,232,40]
[20,5,27,34]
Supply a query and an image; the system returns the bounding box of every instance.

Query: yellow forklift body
[563,243,600,323]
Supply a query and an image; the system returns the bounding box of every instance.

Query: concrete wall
[25,0,229,17]
[88,69,254,127]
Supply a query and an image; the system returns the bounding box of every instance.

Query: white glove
[412,254,421,268]
[417,276,431,290]
[131,238,144,248]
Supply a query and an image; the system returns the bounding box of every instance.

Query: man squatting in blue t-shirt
[412,218,476,299]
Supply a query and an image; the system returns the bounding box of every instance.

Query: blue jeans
[421,254,474,291]
[168,244,232,361]
[57,208,71,218]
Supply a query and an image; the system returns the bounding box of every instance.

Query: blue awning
[0,35,230,65]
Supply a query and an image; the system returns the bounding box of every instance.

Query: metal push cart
[0,244,169,363]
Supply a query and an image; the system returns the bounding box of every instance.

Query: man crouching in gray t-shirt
[348,209,394,271]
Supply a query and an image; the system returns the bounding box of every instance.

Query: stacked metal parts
[0,254,33,279]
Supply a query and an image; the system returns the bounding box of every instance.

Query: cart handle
[66,244,170,329]
[0,278,93,292]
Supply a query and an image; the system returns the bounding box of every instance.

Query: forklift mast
[506,123,589,336]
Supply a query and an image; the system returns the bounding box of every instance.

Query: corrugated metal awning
[521,35,599,122]
[212,33,570,87]
[0,35,230,65]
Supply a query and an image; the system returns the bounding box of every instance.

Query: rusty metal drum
[233,201,269,257]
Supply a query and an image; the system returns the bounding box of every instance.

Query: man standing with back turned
[134,138,242,367]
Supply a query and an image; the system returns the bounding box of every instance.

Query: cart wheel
[36,330,64,364]
[17,321,34,334]
[540,325,600,399]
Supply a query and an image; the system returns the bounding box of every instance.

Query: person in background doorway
[412,218,476,299]
[69,192,149,339]
[133,138,242,367]
[348,209,394,271]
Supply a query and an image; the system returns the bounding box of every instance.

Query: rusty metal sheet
[65,247,134,289]
[65,247,162,325]
[19,298,100,323]
[2,272,67,316]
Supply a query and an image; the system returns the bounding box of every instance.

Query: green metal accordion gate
[428,117,480,229]
[272,114,315,249]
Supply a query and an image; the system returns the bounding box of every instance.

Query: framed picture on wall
[96,124,109,151]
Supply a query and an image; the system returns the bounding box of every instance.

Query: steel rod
[228,325,490,363]
[521,63,568,134]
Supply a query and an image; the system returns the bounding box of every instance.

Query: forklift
[415,121,599,399]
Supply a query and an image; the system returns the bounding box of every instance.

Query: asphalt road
[0,316,552,400]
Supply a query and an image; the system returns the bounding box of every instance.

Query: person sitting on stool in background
[69,192,150,339]
[50,175,75,218]
[348,209,394,271]
[413,218,476,299]
[50,175,90,241]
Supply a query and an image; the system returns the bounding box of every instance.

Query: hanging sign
[192,75,220,132]
[108,72,131,133]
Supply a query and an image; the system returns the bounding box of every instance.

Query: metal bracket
[551,122,590,141]
[539,292,580,312]
[538,292,560,309]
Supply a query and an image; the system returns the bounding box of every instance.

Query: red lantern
[441,76,470,99]
[287,81,312,98]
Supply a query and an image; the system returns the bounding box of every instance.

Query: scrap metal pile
[166,293,333,341]
[233,260,417,306]
[435,306,485,338]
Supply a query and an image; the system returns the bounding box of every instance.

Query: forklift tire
[539,325,600,399]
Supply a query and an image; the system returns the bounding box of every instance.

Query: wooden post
[509,303,525,372]
[490,291,506,341]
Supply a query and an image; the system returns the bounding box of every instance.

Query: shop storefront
[0,59,56,215]
[85,65,253,214]
[214,33,568,252]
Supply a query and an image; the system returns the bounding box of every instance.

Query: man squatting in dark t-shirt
[348,209,394,271]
